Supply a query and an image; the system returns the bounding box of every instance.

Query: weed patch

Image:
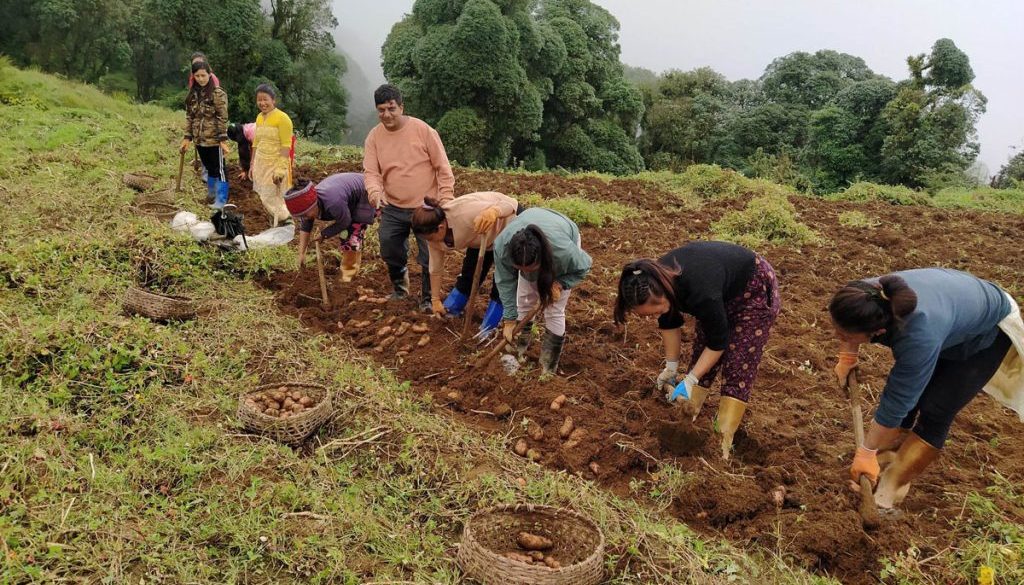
[826,182,932,206]
[518,192,635,227]
[712,194,819,248]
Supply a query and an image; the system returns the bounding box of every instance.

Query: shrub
[712,194,819,248]
[826,182,931,206]
[517,193,635,227]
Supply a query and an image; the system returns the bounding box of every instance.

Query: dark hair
[189,60,214,101]
[227,123,243,142]
[190,52,207,62]
[411,205,446,234]
[374,84,403,106]
[508,225,556,306]
[829,275,918,334]
[255,83,278,101]
[287,177,313,197]
[613,259,681,324]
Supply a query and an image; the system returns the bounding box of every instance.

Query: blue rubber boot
[212,179,229,209]
[205,176,217,203]
[479,300,503,334]
[442,288,469,316]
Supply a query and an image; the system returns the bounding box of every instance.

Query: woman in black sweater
[614,241,781,459]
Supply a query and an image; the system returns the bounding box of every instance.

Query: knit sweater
[362,116,455,209]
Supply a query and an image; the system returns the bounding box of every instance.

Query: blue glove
[667,373,699,403]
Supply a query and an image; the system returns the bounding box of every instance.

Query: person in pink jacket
[411,192,521,334]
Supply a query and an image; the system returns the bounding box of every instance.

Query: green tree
[639,68,733,169]
[992,149,1024,189]
[16,0,132,82]
[382,0,549,167]
[880,39,986,187]
[760,50,874,110]
[536,0,644,173]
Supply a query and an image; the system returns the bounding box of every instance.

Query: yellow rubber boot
[874,433,940,509]
[716,397,747,461]
[340,251,362,283]
[683,385,711,421]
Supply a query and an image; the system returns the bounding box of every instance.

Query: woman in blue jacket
[830,268,1014,508]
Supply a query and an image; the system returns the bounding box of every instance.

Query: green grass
[932,186,1024,214]
[634,164,796,208]
[0,60,840,584]
[712,194,820,249]
[517,192,636,227]
[825,181,932,206]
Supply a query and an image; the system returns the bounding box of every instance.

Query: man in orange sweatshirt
[363,84,456,312]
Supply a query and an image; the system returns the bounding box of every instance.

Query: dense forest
[2,0,1020,192]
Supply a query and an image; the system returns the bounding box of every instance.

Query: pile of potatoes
[245,387,319,419]
[502,531,561,569]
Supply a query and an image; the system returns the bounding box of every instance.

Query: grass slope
[0,62,837,583]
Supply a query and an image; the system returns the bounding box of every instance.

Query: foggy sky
[333,0,1023,173]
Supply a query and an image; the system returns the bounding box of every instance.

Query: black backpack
[211,204,248,249]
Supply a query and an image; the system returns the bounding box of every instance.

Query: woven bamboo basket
[123,286,197,321]
[237,383,334,446]
[458,504,604,585]
[123,171,157,191]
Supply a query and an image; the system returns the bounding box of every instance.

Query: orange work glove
[835,351,858,387]
[850,446,879,485]
[180,138,192,153]
[431,298,446,316]
[473,206,501,234]
[549,281,563,303]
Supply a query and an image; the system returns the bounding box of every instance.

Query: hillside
[3,61,1023,584]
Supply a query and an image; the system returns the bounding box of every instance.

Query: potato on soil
[378,335,396,350]
[411,323,429,334]
[558,416,575,439]
[386,316,398,326]
[550,394,567,411]
[517,531,553,551]
[358,295,368,302]
[564,428,587,449]
[395,322,411,336]
[528,423,544,441]
[493,403,512,418]
[526,448,542,462]
[417,334,430,347]
[446,390,463,402]
[514,438,529,456]
[376,326,393,338]
[589,461,601,475]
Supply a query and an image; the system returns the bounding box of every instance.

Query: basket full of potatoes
[458,503,604,585]
[237,383,334,446]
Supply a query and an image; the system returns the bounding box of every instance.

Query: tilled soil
[238,165,1024,583]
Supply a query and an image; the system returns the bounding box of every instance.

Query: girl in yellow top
[251,84,294,226]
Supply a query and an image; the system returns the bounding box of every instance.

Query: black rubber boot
[515,322,533,359]
[389,270,410,300]
[539,329,565,376]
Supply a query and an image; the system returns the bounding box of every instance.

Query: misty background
[332,0,1022,175]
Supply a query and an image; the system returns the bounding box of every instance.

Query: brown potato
[283,398,295,409]
[517,531,553,551]
[417,334,430,347]
[513,439,528,456]
[291,403,304,413]
[358,295,368,302]
[290,391,302,401]
[446,391,463,403]
[528,551,545,561]
[550,394,567,411]
[589,461,601,475]
[526,449,542,462]
[493,403,512,418]
[386,316,398,326]
[411,323,429,334]
[265,408,279,418]
[376,326,393,338]
[543,556,561,569]
[394,322,411,337]
[528,423,544,442]
[375,335,397,353]
[558,416,574,439]
[299,397,313,407]
[280,411,291,419]
[564,428,587,449]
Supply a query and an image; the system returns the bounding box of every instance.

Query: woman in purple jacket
[284,173,377,281]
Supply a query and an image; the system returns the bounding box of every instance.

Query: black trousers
[453,247,499,302]
[196,144,226,182]
[900,329,1012,448]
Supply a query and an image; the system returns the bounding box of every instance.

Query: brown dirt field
[226,165,1024,583]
